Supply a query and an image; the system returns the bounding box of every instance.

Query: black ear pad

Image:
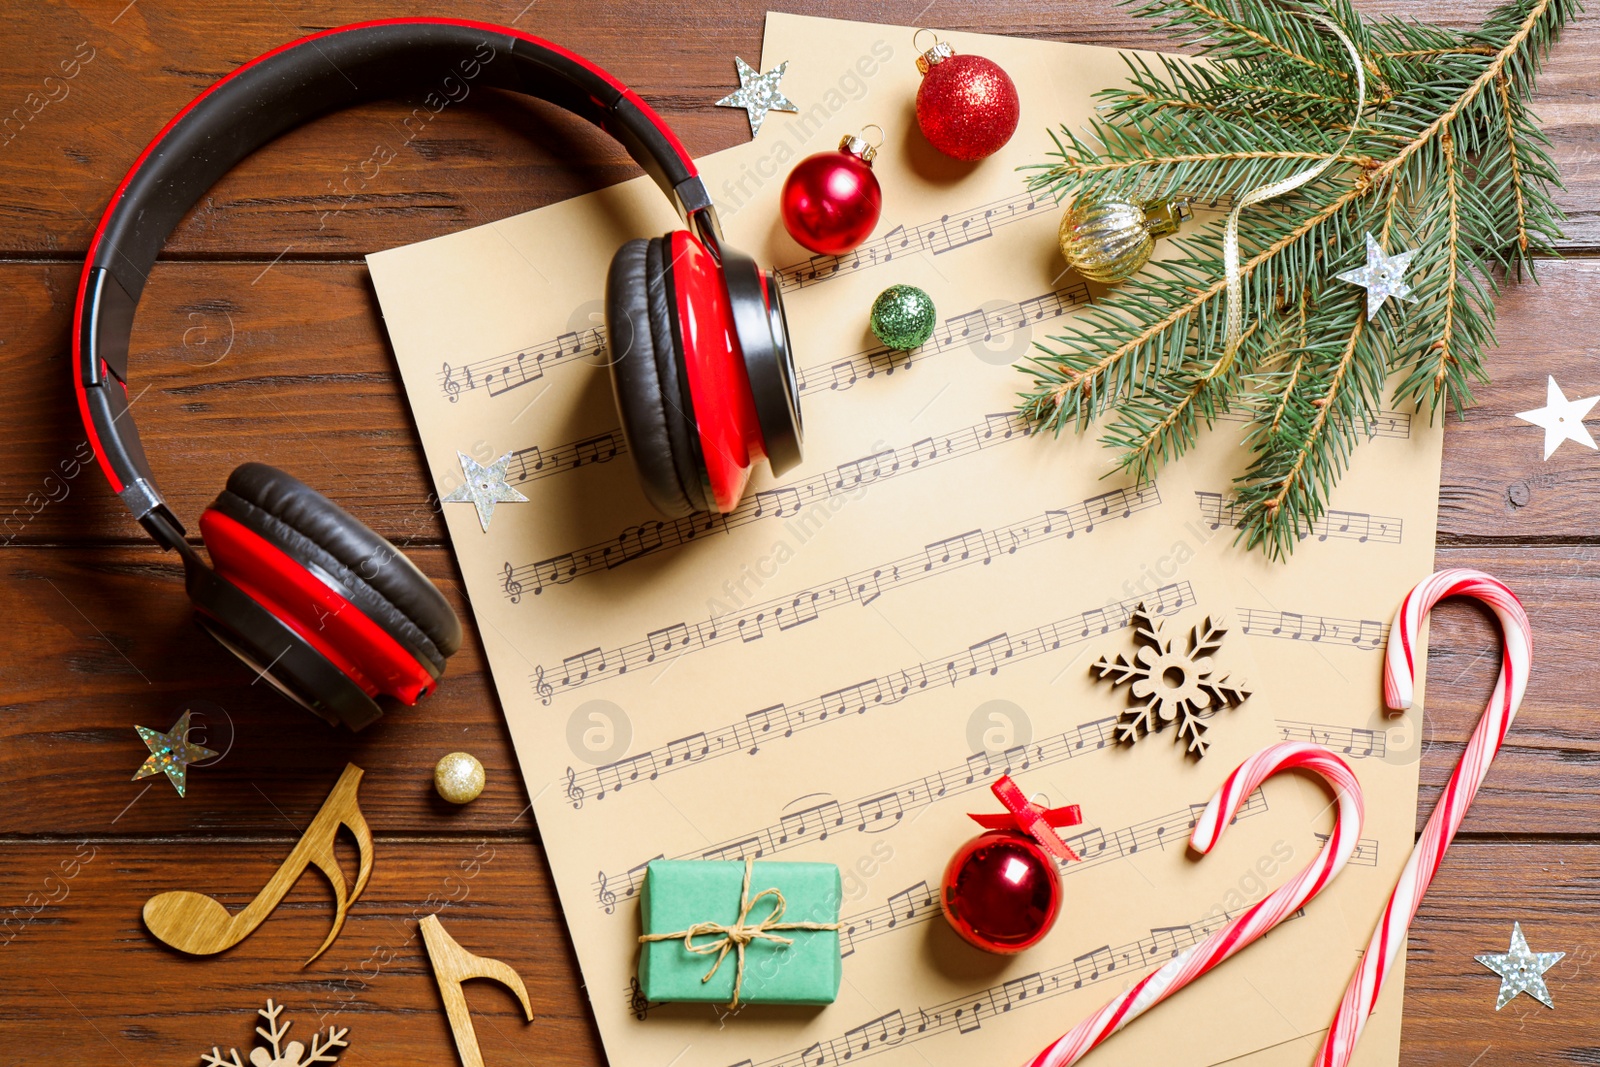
[209,463,461,674]
[605,236,707,517]
[185,561,384,731]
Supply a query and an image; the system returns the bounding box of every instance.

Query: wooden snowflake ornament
[201,1000,348,1067]
[1091,605,1252,757]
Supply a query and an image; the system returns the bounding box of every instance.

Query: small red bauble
[914,40,1020,162]
[940,774,1082,954]
[780,132,883,255]
[941,829,1062,953]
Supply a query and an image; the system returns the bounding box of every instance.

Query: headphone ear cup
[198,464,458,718]
[605,236,707,516]
[184,562,384,730]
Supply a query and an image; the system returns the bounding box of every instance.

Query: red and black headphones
[72,19,803,730]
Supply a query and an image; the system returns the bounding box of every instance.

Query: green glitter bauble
[869,284,937,350]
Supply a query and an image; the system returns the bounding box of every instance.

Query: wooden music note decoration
[142,763,372,965]
[421,914,535,1067]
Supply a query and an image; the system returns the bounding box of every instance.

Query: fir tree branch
[1247,311,1370,556]
[1170,0,1357,81]
[1435,131,1464,399]
[1034,182,1368,423]
[1263,291,1312,436]
[1051,150,1372,181]
[1494,72,1531,252]
[1379,46,1499,57]
[1373,0,1554,183]
[1018,0,1572,557]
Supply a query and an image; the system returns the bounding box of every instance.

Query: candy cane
[1027,741,1365,1067]
[1315,568,1531,1067]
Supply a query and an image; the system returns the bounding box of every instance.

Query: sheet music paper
[367,15,1442,1067]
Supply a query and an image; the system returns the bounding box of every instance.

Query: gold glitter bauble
[1057,196,1191,285]
[433,752,486,805]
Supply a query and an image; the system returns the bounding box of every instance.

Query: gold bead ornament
[1058,196,1193,284]
[434,752,486,805]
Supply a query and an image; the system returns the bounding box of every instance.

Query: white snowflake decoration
[1091,605,1252,757]
[201,1000,348,1067]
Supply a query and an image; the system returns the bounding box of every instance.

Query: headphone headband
[74,18,719,548]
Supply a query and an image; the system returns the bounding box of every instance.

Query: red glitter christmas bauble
[780,135,883,255]
[940,828,1062,953]
[915,49,1020,162]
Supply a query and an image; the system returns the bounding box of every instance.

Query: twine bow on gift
[638,856,843,1008]
[970,775,1084,862]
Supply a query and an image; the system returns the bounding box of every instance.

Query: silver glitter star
[714,57,797,138]
[440,450,528,532]
[1336,232,1420,320]
[1476,922,1564,1010]
[133,710,218,798]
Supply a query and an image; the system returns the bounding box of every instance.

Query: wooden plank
[0,838,602,1066]
[0,262,447,545]
[0,836,1590,1066]
[0,545,524,836]
[0,543,1591,836]
[1436,260,1600,539]
[6,258,1600,546]
[0,0,1594,258]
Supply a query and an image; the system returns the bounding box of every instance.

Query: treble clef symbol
[502,561,524,604]
[597,871,616,914]
[565,766,585,809]
[441,361,462,403]
[629,976,650,1020]
[535,665,553,706]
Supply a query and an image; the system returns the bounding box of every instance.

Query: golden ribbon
[1210,14,1367,379]
[638,857,843,1008]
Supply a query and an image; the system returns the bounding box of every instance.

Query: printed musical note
[617,792,1274,1015]
[744,906,1306,1067]
[503,430,627,489]
[435,190,1229,404]
[1215,406,1411,440]
[662,733,709,767]
[1238,608,1388,650]
[1196,491,1401,545]
[778,800,844,844]
[436,193,1065,403]
[563,584,1194,814]
[1277,720,1388,759]
[593,753,658,799]
[589,678,1219,903]
[500,411,1037,599]
[1316,832,1382,867]
[434,322,601,402]
[775,188,1053,290]
[529,488,1159,694]
[844,1011,907,1054]
[742,705,792,754]
[480,279,1088,492]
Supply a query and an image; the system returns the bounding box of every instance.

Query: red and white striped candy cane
[1315,568,1531,1067]
[1026,741,1365,1067]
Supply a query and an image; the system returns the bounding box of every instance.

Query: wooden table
[1,2,1595,1063]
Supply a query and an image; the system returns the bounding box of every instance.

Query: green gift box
[638,858,842,1006]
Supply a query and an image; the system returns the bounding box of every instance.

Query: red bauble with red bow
[940,775,1082,954]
